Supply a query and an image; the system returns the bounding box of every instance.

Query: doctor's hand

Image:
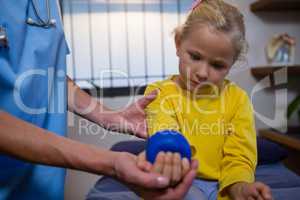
[136,151,191,186]
[113,151,170,189]
[102,90,158,139]
[67,77,157,138]
[131,156,198,200]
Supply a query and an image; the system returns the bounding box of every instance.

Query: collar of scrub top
[26,0,56,28]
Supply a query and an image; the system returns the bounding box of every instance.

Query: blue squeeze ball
[146,130,192,164]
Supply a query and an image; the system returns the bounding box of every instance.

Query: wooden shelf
[251,0,300,12]
[251,65,300,79]
[259,129,300,151]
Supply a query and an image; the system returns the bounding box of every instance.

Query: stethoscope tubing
[27,0,56,28]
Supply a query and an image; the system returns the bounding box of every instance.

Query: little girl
[136,0,273,200]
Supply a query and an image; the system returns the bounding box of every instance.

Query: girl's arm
[218,91,273,199]
[219,91,257,194]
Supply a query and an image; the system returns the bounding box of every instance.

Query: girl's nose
[195,63,208,81]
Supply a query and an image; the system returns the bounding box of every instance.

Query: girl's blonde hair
[175,0,248,62]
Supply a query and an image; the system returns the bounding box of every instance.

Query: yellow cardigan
[144,77,257,200]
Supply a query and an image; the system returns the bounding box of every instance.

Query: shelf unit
[251,65,300,79]
[260,129,300,151]
[250,0,300,12]
[251,1,300,175]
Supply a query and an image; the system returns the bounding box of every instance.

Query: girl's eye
[212,62,225,70]
[189,52,201,61]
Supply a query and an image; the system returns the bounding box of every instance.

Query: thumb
[131,170,170,189]
[137,89,159,109]
[190,159,199,170]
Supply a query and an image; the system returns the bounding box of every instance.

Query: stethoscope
[1,0,56,48]
[26,0,56,28]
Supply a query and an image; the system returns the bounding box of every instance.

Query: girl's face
[175,25,235,93]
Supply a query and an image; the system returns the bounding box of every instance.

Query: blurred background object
[266,33,296,65]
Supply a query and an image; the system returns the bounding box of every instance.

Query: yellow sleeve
[219,91,257,194]
[144,83,179,136]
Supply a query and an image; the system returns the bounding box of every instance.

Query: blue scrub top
[0,0,69,199]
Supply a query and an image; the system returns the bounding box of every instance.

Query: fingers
[137,89,159,109]
[135,161,197,200]
[171,153,182,185]
[190,159,199,170]
[244,182,272,200]
[125,154,170,189]
[171,160,198,198]
[152,152,193,187]
[131,170,170,189]
[254,182,273,200]
[137,120,148,139]
[182,158,190,176]
[248,185,260,198]
[251,192,263,200]
[153,152,165,174]
[162,152,173,180]
[162,152,183,186]
[257,196,264,200]
[137,151,151,172]
[137,151,146,161]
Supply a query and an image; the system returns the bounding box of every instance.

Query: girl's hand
[136,151,191,186]
[228,181,273,200]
